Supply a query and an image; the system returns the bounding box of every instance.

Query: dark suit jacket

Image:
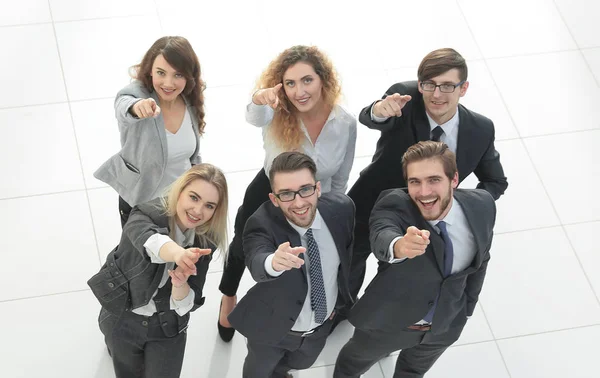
[228,192,355,344]
[348,81,507,223]
[348,188,496,335]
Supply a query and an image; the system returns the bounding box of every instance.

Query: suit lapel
[455,106,472,178]
[415,100,431,142]
[453,190,483,267]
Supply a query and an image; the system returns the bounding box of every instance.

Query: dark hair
[132,36,206,134]
[402,141,458,181]
[258,45,341,150]
[417,48,468,83]
[269,152,317,185]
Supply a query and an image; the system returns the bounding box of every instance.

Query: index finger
[289,246,306,256]
[273,83,282,92]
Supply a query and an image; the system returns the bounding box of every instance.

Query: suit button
[108,282,114,288]
[109,263,114,267]
[162,322,168,327]
[142,321,148,326]
[428,301,434,307]
[159,312,165,316]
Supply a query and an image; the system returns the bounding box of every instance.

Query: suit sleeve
[186,244,215,312]
[473,124,508,200]
[358,84,409,133]
[114,82,148,129]
[369,191,410,262]
[123,205,170,259]
[242,213,280,283]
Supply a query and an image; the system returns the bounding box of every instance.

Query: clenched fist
[372,93,412,118]
[272,241,306,272]
[393,226,430,259]
[252,83,283,109]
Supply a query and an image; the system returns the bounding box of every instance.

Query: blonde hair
[256,45,341,151]
[161,164,229,261]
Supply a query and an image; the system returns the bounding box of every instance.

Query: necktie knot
[431,126,444,142]
[437,220,448,234]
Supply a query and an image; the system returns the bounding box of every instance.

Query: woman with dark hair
[94,36,207,227]
[217,45,357,341]
[89,163,229,378]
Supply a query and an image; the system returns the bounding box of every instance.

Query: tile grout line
[0,288,91,303]
[152,0,164,32]
[551,0,600,88]
[46,0,104,268]
[476,302,513,378]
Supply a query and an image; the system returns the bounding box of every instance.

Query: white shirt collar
[287,209,323,237]
[426,107,460,134]
[427,195,461,229]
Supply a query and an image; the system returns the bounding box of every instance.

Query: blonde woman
[217,45,357,341]
[88,163,228,378]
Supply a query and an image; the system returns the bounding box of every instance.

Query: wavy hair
[256,45,341,150]
[131,36,207,134]
[161,164,229,261]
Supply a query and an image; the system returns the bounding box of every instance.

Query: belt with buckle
[407,323,431,331]
[289,322,326,337]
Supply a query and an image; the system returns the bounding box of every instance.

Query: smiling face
[407,158,458,221]
[282,62,324,115]
[151,54,187,103]
[269,168,321,228]
[418,68,468,125]
[175,179,219,231]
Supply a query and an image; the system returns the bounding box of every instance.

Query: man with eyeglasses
[228,151,355,378]
[345,48,508,305]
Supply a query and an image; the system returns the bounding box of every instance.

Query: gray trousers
[243,319,334,378]
[99,307,187,378]
[334,323,465,378]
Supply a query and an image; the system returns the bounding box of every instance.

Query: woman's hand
[132,98,161,118]
[252,83,283,109]
[168,266,192,288]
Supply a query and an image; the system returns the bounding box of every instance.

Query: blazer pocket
[115,155,141,189]
[87,263,129,314]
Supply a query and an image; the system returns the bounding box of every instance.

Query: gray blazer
[94,81,201,206]
[348,188,496,335]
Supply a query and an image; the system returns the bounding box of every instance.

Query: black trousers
[118,196,133,229]
[334,323,465,378]
[99,307,187,378]
[243,319,334,378]
[219,169,271,296]
[348,220,372,301]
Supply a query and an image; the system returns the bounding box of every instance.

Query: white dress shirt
[134,226,196,316]
[246,102,357,193]
[371,105,460,154]
[264,211,340,331]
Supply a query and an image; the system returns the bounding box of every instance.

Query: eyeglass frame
[419,80,466,93]
[273,184,318,202]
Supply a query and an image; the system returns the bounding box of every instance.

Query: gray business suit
[335,188,496,378]
[94,81,201,207]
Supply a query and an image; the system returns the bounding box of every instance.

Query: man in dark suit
[346,48,507,301]
[228,151,355,378]
[334,141,496,377]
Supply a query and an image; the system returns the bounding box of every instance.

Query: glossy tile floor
[1,0,599,377]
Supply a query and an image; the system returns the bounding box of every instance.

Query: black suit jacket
[348,188,496,335]
[348,81,507,223]
[228,192,355,344]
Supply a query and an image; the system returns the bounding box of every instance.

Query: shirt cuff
[388,236,408,264]
[143,234,173,263]
[264,254,284,277]
[370,102,390,123]
[170,289,195,316]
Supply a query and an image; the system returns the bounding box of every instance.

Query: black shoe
[217,299,235,342]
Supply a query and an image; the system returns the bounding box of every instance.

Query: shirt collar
[426,107,460,134]
[287,209,323,237]
[427,195,460,229]
[175,224,196,246]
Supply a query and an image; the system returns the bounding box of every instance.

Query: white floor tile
[87,187,122,263]
[563,221,600,299]
[490,140,560,234]
[0,192,99,300]
[554,0,600,49]
[458,0,576,58]
[380,341,509,378]
[582,47,600,87]
[480,227,600,338]
[0,291,114,378]
[71,99,121,189]
[498,326,600,378]
[49,0,156,22]
[487,51,600,137]
[459,61,518,141]
[0,0,50,26]
[293,363,384,377]
[0,24,67,108]
[0,104,84,198]
[55,16,162,101]
[453,304,494,346]
[523,130,600,224]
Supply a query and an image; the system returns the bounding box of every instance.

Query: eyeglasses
[420,80,465,93]
[274,185,317,202]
